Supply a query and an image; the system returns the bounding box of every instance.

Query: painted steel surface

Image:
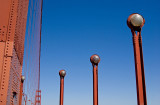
[60,78,64,105]
[127,14,147,105]
[0,0,42,104]
[0,0,28,104]
[93,65,98,105]
[90,55,100,105]
[59,70,66,105]
[35,90,41,105]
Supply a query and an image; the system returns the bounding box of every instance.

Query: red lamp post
[90,54,100,105]
[59,70,66,105]
[19,76,25,105]
[127,13,147,105]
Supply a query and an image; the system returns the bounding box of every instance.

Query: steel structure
[127,13,147,105]
[0,1,148,104]
[59,70,66,105]
[90,54,100,105]
[0,0,42,105]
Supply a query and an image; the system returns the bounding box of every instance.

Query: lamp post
[19,75,25,105]
[59,70,66,105]
[90,54,100,105]
[127,13,147,105]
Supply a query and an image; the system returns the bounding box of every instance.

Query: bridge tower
[0,0,29,104]
[0,0,42,104]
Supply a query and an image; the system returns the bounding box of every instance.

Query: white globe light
[21,76,25,82]
[59,70,66,77]
[93,55,100,64]
[90,55,100,65]
[130,14,143,27]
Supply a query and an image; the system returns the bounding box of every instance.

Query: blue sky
[40,0,160,105]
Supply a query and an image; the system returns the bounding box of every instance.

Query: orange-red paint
[93,65,98,105]
[127,14,147,105]
[59,70,66,105]
[19,78,24,105]
[60,77,64,105]
[35,90,41,105]
[90,54,100,105]
[0,0,29,104]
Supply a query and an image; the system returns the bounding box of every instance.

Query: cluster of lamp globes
[18,13,145,105]
[21,13,145,79]
[19,13,146,105]
[59,54,101,78]
[20,13,145,86]
[23,13,145,79]
[20,13,145,84]
[59,13,145,77]
[19,55,101,82]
